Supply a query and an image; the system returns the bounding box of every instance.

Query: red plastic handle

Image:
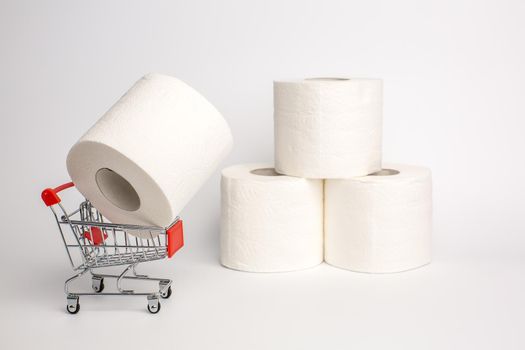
[41,182,74,206]
[167,220,184,258]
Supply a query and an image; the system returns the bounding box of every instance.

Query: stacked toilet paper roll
[220,77,432,274]
[220,164,323,272]
[274,78,383,178]
[324,164,432,273]
[67,73,233,236]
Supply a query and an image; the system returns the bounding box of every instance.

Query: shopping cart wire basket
[42,182,184,314]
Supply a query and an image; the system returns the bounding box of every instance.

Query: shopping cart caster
[147,295,161,314]
[160,286,172,299]
[159,280,172,299]
[92,276,104,293]
[67,296,80,314]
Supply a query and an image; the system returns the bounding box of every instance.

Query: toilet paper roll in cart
[66,74,233,232]
[43,73,232,313]
[41,182,184,314]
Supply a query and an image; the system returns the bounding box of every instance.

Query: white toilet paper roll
[274,78,383,178]
[220,163,324,272]
[324,164,432,273]
[67,74,233,234]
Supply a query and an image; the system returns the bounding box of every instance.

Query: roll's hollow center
[370,169,400,176]
[250,168,282,176]
[95,168,140,211]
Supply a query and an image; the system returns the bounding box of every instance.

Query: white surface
[274,78,382,178]
[220,163,323,272]
[1,0,524,349]
[325,164,432,272]
[67,73,233,230]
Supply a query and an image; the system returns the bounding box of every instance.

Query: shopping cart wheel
[67,296,80,314]
[160,286,172,299]
[159,280,172,299]
[92,276,104,293]
[147,296,161,314]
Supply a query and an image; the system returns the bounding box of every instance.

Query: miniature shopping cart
[41,182,184,314]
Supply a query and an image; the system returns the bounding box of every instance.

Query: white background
[1,0,524,349]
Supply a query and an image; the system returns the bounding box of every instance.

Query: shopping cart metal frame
[41,182,184,314]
